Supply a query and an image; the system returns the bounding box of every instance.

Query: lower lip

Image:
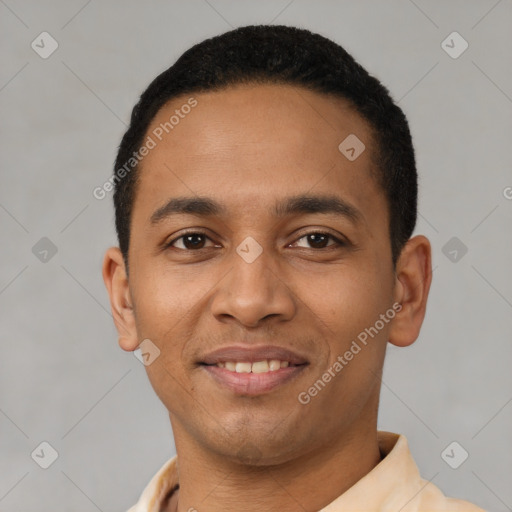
[202,365,306,395]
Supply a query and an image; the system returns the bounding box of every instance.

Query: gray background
[1,0,511,510]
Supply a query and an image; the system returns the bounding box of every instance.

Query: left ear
[388,235,432,347]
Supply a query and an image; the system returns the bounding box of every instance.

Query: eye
[293,232,344,249]
[167,232,217,250]
[166,230,344,251]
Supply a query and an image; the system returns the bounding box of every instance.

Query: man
[102,25,485,511]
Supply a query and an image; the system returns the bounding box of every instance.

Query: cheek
[131,267,204,412]
[309,267,388,330]
[131,261,208,333]
[303,269,390,411]
[128,267,197,395]
[130,261,222,372]
[299,260,393,378]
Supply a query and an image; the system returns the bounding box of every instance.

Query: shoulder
[414,478,487,511]
[378,432,486,511]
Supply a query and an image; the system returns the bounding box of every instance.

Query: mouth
[209,359,294,373]
[199,346,309,396]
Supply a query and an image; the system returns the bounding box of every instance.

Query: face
[104,84,429,466]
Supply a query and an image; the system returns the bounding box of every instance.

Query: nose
[210,243,296,328]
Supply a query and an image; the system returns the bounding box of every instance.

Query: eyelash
[165,230,346,251]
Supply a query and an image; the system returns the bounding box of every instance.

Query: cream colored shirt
[127,431,485,511]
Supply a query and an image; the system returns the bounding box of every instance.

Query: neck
[169,415,381,512]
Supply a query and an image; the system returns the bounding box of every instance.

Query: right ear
[102,247,139,351]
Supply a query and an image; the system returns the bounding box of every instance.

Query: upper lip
[200,345,308,366]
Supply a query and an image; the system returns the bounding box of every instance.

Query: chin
[209,428,310,468]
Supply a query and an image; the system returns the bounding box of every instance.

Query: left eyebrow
[149,193,364,226]
[273,194,364,225]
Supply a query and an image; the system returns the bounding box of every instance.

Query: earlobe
[388,235,432,348]
[102,247,139,352]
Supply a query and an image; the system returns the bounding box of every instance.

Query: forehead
[133,83,385,224]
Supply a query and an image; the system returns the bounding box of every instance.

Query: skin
[103,83,432,512]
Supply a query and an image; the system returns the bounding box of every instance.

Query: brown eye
[306,233,329,248]
[294,232,342,249]
[168,232,214,250]
[182,234,206,249]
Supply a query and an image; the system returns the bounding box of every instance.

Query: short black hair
[113,24,417,271]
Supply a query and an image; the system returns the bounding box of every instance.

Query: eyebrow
[149,194,363,225]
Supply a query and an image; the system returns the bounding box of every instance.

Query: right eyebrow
[149,197,226,225]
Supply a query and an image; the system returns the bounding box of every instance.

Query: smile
[215,360,291,373]
[199,345,309,395]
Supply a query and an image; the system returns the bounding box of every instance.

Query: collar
[128,431,484,512]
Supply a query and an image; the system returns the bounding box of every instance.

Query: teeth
[235,362,252,373]
[269,359,281,371]
[252,360,269,373]
[215,360,292,373]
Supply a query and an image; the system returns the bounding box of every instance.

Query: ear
[102,247,139,351]
[388,235,432,347]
